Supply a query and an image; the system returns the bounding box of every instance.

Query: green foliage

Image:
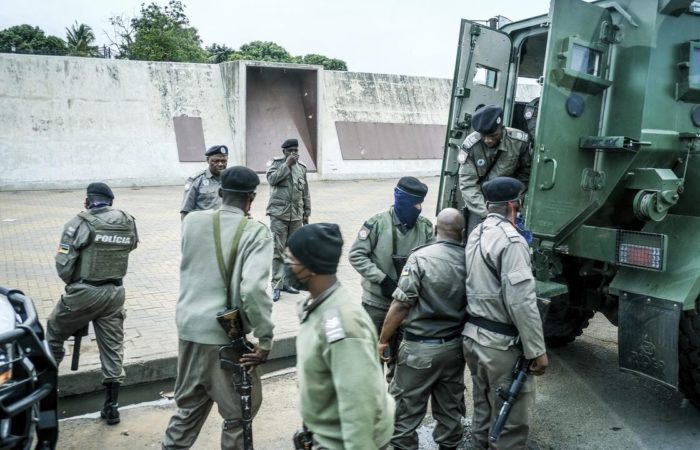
[300,54,348,71]
[65,22,99,57]
[0,24,67,55]
[109,0,206,62]
[205,43,235,64]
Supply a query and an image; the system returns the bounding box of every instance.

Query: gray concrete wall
[0,55,452,190]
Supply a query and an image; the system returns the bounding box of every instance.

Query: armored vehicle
[438,0,700,404]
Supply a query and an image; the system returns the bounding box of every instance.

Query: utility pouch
[216,307,245,341]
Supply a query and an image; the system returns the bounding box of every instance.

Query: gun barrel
[489,400,513,442]
[70,335,82,371]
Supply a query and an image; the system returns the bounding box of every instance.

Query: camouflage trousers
[463,337,535,450]
[162,339,262,450]
[269,217,303,288]
[390,339,466,449]
[46,282,126,383]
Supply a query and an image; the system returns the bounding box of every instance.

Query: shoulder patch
[357,221,373,240]
[457,148,469,165]
[506,128,529,143]
[58,243,70,254]
[323,308,346,343]
[463,132,481,150]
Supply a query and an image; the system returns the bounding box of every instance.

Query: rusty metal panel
[173,116,206,162]
[335,122,446,160]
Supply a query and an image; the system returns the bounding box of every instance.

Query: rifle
[217,308,255,450]
[292,425,313,450]
[489,298,550,443]
[70,324,89,371]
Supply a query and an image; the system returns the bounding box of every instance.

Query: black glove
[380,276,398,298]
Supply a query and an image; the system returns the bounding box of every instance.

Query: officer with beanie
[163,166,274,449]
[180,145,229,219]
[458,104,531,234]
[463,176,548,450]
[266,138,311,302]
[349,176,433,380]
[379,208,467,450]
[47,182,139,425]
[289,223,395,450]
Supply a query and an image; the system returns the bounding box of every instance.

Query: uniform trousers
[390,339,465,449]
[462,337,535,450]
[162,340,262,449]
[269,217,303,288]
[46,282,126,383]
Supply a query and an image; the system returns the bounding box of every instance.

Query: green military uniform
[47,206,138,383]
[266,157,311,289]
[296,281,395,450]
[180,168,222,215]
[348,208,433,331]
[163,206,274,449]
[523,97,539,144]
[458,128,531,233]
[462,214,546,450]
[389,239,468,449]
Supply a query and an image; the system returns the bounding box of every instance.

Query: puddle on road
[59,356,296,419]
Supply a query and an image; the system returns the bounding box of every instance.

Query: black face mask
[283,263,311,291]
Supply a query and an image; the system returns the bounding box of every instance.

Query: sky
[0,0,551,78]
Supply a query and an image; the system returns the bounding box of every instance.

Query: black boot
[100,382,120,425]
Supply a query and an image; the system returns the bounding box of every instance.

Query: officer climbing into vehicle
[47,182,139,425]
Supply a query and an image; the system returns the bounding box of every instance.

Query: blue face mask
[514,214,533,245]
[393,187,424,228]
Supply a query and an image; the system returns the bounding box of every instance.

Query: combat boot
[100,382,120,425]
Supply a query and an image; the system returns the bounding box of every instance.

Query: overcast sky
[0,0,551,78]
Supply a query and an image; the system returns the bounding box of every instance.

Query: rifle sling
[214,212,248,309]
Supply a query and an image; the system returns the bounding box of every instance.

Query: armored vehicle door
[437,20,512,212]
[525,0,614,238]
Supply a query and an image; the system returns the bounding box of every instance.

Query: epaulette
[272,156,285,161]
[506,127,529,143]
[297,161,307,168]
[498,221,525,244]
[62,215,86,239]
[323,308,346,343]
[462,132,481,150]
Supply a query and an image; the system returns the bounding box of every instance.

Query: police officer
[458,105,531,234]
[266,138,311,302]
[349,176,433,379]
[523,97,539,144]
[180,145,229,219]
[47,182,138,425]
[288,223,395,450]
[462,177,548,450]
[379,208,467,450]
[163,166,274,449]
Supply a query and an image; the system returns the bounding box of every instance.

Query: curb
[58,335,297,397]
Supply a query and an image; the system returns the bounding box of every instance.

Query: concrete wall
[0,55,452,190]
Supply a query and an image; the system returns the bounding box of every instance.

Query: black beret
[482,177,524,203]
[220,166,260,193]
[281,139,298,149]
[288,223,343,275]
[396,176,428,199]
[86,182,114,199]
[205,145,229,157]
[472,104,503,134]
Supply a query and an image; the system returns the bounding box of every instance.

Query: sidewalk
[0,176,439,395]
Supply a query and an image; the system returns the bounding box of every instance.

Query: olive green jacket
[458,127,531,218]
[296,282,395,450]
[266,158,311,221]
[349,208,433,310]
[176,206,275,350]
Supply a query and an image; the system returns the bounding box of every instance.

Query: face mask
[393,187,424,229]
[283,263,311,291]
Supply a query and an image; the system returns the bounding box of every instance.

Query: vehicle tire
[543,299,595,347]
[679,303,700,408]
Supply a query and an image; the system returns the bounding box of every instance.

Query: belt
[78,279,123,287]
[467,315,518,337]
[403,331,461,344]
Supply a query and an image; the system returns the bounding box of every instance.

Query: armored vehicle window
[571,44,601,77]
[473,65,497,88]
[692,46,700,85]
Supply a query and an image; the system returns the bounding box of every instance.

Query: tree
[300,54,348,71]
[108,0,206,62]
[0,24,67,55]
[228,41,295,63]
[205,43,235,64]
[65,22,98,57]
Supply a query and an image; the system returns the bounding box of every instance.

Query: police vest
[76,211,136,281]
